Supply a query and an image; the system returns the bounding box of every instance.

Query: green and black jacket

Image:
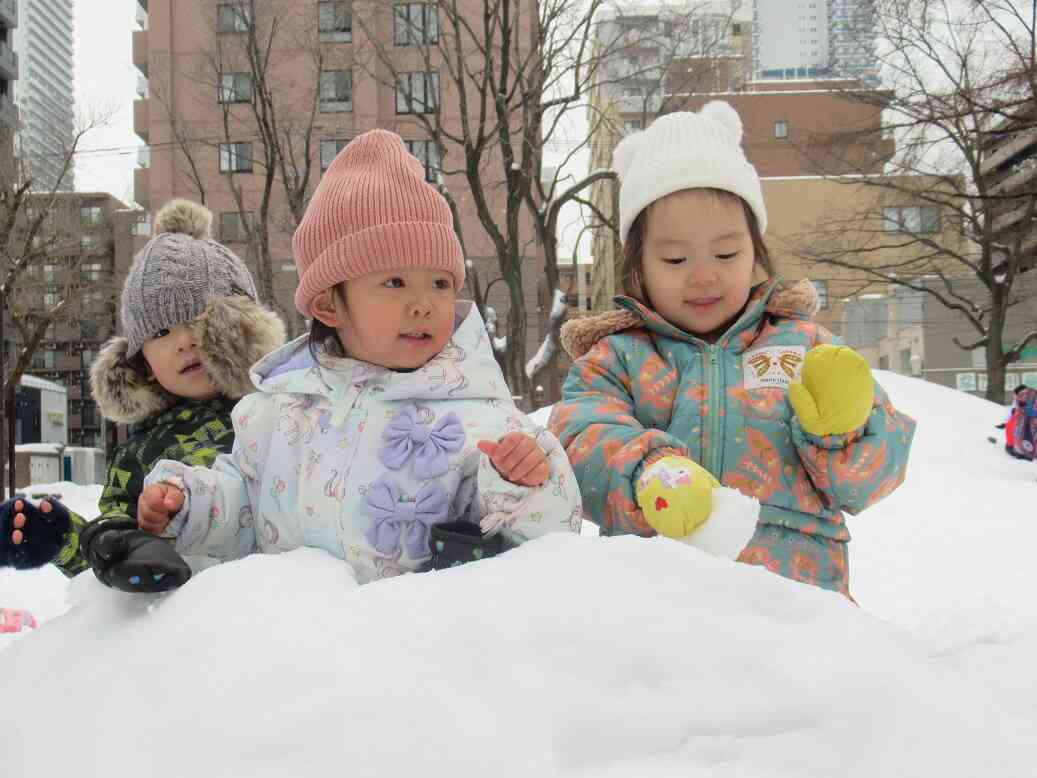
[55,397,238,577]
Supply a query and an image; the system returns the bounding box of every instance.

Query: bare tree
[783,0,1037,400]
[0,112,111,493]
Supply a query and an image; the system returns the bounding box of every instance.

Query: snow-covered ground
[2,371,1035,777]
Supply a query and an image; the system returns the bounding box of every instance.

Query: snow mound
[2,535,1029,778]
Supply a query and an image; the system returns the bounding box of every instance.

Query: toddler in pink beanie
[138,129,583,583]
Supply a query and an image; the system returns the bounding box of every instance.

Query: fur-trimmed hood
[560,278,819,360]
[90,296,286,425]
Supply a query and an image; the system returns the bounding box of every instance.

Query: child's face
[140,323,220,399]
[314,268,457,370]
[640,189,756,341]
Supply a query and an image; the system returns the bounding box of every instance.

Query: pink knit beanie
[292,129,466,317]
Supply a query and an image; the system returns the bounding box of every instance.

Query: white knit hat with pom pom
[612,100,767,241]
[120,198,260,357]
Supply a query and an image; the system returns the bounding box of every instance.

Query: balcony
[0,0,17,28]
[980,126,1037,177]
[0,40,18,82]
[134,166,150,210]
[132,29,148,76]
[987,156,1037,197]
[0,93,17,129]
[133,98,149,143]
[991,202,1037,235]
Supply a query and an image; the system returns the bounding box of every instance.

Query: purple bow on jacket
[364,475,450,559]
[378,406,466,479]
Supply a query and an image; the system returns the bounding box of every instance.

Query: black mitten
[427,521,504,570]
[80,519,191,593]
[0,495,72,570]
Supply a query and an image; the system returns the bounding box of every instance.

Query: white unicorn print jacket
[146,301,583,583]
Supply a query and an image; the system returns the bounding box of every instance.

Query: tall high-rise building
[0,0,18,152]
[828,0,878,85]
[12,0,75,190]
[753,0,877,84]
[753,0,829,79]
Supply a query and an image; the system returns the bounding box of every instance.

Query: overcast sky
[73,0,140,205]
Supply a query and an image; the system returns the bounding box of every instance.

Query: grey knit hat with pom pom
[121,199,259,357]
[612,100,767,242]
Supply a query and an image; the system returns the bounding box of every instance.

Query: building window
[882,206,940,234]
[396,71,440,114]
[80,234,99,252]
[218,142,254,173]
[217,3,251,32]
[811,279,828,309]
[320,138,349,171]
[218,72,252,103]
[774,120,789,139]
[220,211,254,242]
[81,262,103,282]
[404,139,440,183]
[318,1,352,41]
[319,70,353,112]
[132,214,152,237]
[394,3,438,46]
[33,350,55,369]
[80,206,102,226]
[623,119,643,134]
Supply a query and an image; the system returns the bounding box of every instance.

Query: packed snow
[2,371,1035,777]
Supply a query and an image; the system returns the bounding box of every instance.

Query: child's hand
[6,497,57,546]
[0,496,72,570]
[635,456,719,538]
[137,484,185,535]
[788,344,874,437]
[477,433,550,486]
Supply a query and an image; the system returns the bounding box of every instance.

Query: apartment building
[11,0,75,190]
[0,0,17,162]
[977,102,1037,271]
[131,0,548,400]
[593,1,752,132]
[13,193,126,450]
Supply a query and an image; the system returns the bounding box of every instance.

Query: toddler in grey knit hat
[0,198,286,594]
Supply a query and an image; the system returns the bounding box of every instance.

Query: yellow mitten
[788,344,874,437]
[635,456,720,538]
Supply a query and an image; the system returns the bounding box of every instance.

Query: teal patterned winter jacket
[548,279,916,598]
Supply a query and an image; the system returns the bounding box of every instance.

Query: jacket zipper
[704,343,723,477]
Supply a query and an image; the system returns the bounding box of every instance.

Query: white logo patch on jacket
[742,346,806,389]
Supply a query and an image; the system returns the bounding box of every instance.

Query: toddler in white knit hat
[548,102,915,599]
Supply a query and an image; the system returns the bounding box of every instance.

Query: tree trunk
[0,309,6,497]
[987,304,1008,403]
[5,382,15,496]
